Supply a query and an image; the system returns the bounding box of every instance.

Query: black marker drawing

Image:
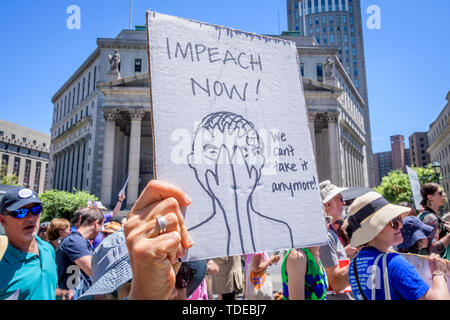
[187,111,294,256]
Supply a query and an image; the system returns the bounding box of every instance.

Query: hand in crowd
[119,192,126,202]
[123,180,193,300]
[207,259,220,276]
[344,245,358,260]
[428,253,448,276]
[269,254,281,265]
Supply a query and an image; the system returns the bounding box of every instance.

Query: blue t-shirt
[349,247,430,300]
[0,236,58,300]
[55,231,93,295]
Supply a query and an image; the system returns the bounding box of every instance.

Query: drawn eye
[203,144,220,161]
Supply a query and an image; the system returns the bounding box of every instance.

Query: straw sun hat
[344,191,411,248]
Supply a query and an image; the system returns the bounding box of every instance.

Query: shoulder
[287,249,307,263]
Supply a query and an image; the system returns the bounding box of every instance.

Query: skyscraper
[286,0,375,186]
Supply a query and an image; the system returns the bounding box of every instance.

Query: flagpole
[129,0,133,29]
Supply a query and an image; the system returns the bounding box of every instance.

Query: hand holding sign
[124,180,193,300]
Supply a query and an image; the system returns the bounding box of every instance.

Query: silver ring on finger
[157,216,167,235]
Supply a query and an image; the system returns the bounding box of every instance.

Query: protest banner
[146,11,327,260]
[406,166,421,211]
[399,252,450,291]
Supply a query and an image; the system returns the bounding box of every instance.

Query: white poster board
[406,166,421,210]
[399,253,450,291]
[146,11,327,261]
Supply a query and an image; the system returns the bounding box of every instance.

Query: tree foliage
[39,189,98,222]
[374,164,441,205]
[0,164,19,185]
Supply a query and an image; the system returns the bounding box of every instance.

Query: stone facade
[427,91,450,211]
[0,119,50,194]
[49,29,371,210]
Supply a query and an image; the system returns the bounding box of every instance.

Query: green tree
[0,164,19,185]
[374,164,441,205]
[39,189,98,222]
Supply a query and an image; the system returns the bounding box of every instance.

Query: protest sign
[406,166,421,211]
[146,11,327,260]
[399,253,450,291]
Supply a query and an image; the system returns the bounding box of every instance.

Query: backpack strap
[353,256,369,300]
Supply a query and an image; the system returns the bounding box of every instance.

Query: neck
[368,239,390,253]
[427,202,439,214]
[77,225,92,240]
[10,236,39,254]
[50,239,59,249]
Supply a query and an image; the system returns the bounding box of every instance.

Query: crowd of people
[0,178,448,300]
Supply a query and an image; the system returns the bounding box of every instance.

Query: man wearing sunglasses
[0,187,58,300]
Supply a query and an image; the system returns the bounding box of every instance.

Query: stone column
[101,108,119,206]
[39,163,46,194]
[72,141,80,191]
[308,112,316,157]
[6,154,14,176]
[18,156,25,186]
[29,160,36,191]
[67,146,74,192]
[127,109,146,206]
[327,113,342,185]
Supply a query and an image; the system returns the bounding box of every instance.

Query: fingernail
[185,193,192,205]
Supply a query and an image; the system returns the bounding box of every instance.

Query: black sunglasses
[175,265,196,289]
[390,216,403,230]
[4,204,43,219]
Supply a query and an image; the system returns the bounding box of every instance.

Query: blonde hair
[47,218,71,241]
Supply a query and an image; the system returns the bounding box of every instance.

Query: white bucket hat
[319,180,348,204]
[344,191,410,247]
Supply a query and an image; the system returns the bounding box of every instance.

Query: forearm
[111,200,123,216]
[426,274,449,300]
[327,265,350,292]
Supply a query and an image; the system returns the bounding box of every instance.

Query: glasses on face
[325,216,333,224]
[438,190,445,196]
[5,204,43,219]
[175,265,196,289]
[390,216,403,230]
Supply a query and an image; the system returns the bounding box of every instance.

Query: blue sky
[0,0,449,153]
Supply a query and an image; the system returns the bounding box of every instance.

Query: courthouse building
[0,119,50,194]
[49,28,370,209]
[427,91,450,211]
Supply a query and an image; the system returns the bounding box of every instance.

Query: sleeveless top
[281,248,328,300]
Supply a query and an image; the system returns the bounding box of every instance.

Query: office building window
[309,18,313,25]
[315,17,319,24]
[350,16,354,24]
[315,0,319,12]
[324,35,327,43]
[354,79,359,88]
[23,159,31,188]
[354,69,358,76]
[300,63,304,76]
[11,134,16,140]
[328,0,332,11]
[316,37,320,44]
[13,157,20,176]
[1,155,7,175]
[342,0,346,10]
[93,66,97,92]
[329,15,333,23]
[135,58,142,72]
[321,0,326,12]
[34,161,41,192]
[87,72,91,96]
[308,0,312,14]
[352,47,356,56]
[344,34,348,42]
[335,0,339,10]
[330,34,335,43]
[351,36,355,44]
[22,137,26,143]
[309,29,313,35]
[322,15,326,24]
[82,77,85,101]
[316,63,324,82]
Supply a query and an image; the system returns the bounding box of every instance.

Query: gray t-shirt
[319,227,353,300]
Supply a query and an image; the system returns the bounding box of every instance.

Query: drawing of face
[187,112,265,197]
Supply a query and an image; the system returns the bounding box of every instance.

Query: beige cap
[319,180,348,204]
